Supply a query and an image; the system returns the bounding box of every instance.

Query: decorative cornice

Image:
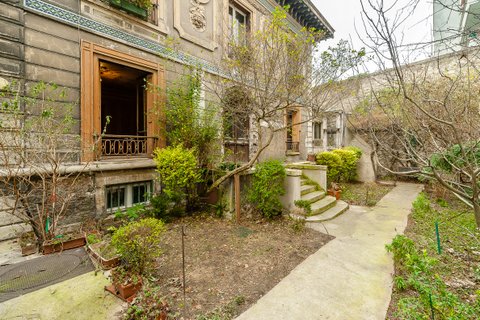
[23,0,223,75]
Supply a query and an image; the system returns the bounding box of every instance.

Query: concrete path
[0,271,125,319]
[236,182,423,320]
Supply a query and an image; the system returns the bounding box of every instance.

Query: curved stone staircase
[299,177,349,223]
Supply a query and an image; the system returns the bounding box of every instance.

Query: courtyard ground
[236,182,423,320]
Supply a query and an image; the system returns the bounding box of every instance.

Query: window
[229,2,249,45]
[106,181,153,211]
[313,122,322,141]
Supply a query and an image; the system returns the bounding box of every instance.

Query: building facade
[0,0,333,225]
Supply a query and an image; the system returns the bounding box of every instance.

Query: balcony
[286,141,300,153]
[99,134,158,158]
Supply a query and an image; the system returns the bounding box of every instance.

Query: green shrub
[153,144,202,210]
[412,192,431,218]
[332,149,359,182]
[316,151,343,183]
[386,234,480,318]
[146,193,185,222]
[112,218,165,275]
[248,160,286,218]
[294,199,312,215]
[344,146,363,159]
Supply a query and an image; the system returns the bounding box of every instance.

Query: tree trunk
[473,201,480,229]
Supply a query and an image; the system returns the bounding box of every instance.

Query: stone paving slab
[0,271,125,320]
[236,182,423,320]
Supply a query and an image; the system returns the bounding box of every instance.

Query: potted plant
[86,233,120,269]
[42,232,86,254]
[307,153,316,162]
[105,218,165,301]
[108,266,143,301]
[19,232,37,256]
[124,282,170,320]
[327,182,342,200]
[109,0,152,19]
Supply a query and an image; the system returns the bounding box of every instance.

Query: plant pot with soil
[327,189,341,200]
[86,238,120,269]
[42,233,86,254]
[19,232,37,256]
[307,153,316,162]
[105,218,166,301]
[106,266,143,301]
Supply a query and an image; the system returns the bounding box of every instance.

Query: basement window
[106,180,153,211]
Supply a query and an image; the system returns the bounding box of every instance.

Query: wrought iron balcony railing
[100,134,158,158]
[286,141,300,153]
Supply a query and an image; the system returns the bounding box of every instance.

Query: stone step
[307,200,349,223]
[300,179,308,186]
[300,184,316,196]
[0,211,23,227]
[310,196,337,215]
[0,223,32,242]
[300,190,326,204]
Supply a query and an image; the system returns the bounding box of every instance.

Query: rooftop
[276,0,335,38]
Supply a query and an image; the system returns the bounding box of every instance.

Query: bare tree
[354,0,480,228]
[208,6,365,190]
[0,81,94,243]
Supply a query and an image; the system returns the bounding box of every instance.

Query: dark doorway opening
[99,60,152,157]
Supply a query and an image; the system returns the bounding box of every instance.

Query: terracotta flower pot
[42,235,86,254]
[327,189,341,200]
[106,275,143,302]
[307,153,316,162]
[86,242,120,270]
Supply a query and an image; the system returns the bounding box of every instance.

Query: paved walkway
[236,182,423,320]
[0,271,124,319]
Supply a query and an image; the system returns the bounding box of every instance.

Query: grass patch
[341,182,394,206]
[387,191,480,319]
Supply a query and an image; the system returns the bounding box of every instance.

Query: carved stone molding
[174,0,217,51]
[189,0,210,32]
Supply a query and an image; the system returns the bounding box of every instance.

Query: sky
[312,0,434,71]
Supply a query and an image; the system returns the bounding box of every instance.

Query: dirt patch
[152,214,333,319]
[341,182,394,206]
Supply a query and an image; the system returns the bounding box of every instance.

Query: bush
[248,160,286,218]
[112,218,165,275]
[344,146,363,159]
[386,235,480,319]
[316,151,343,182]
[153,144,202,210]
[332,149,359,182]
[146,193,184,222]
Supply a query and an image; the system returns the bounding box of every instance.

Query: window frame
[228,1,250,46]
[105,180,153,212]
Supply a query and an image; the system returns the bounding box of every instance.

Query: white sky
[312,0,434,71]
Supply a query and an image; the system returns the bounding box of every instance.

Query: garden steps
[306,200,349,222]
[294,173,349,222]
[300,184,316,195]
[309,195,337,215]
[300,190,326,204]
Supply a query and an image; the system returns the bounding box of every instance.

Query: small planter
[42,235,86,254]
[106,271,143,302]
[109,0,148,19]
[20,232,37,256]
[327,189,341,200]
[307,153,316,162]
[87,241,120,270]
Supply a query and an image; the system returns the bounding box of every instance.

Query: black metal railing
[100,134,158,157]
[286,141,300,152]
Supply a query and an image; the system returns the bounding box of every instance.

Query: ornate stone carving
[189,0,210,32]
